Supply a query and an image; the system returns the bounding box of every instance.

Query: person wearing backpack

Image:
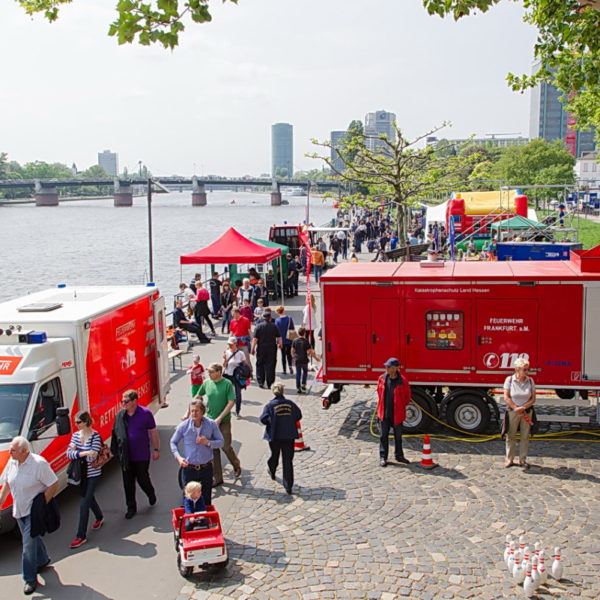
[66,411,105,549]
[223,337,248,418]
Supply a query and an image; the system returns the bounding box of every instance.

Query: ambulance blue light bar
[26,331,47,344]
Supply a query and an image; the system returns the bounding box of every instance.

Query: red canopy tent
[179,227,285,306]
[180,227,281,264]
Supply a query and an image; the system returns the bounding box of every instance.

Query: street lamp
[147,178,154,282]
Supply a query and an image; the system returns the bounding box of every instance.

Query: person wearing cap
[187,354,206,398]
[251,309,282,389]
[223,337,247,418]
[376,358,412,467]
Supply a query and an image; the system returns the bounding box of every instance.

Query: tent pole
[279,255,284,309]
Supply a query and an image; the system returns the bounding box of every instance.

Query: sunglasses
[75,420,83,424]
[121,398,133,404]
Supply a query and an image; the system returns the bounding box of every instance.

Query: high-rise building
[98,150,119,176]
[330,130,347,173]
[529,63,596,157]
[364,110,396,154]
[271,123,293,178]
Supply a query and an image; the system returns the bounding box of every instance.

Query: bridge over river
[0,176,344,207]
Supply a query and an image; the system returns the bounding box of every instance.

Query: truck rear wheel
[446,394,490,434]
[177,554,193,578]
[402,389,435,433]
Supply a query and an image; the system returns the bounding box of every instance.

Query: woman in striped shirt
[66,411,104,548]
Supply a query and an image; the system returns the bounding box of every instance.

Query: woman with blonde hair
[503,357,537,470]
[302,294,318,348]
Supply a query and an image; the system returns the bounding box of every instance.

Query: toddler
[183,481,207,531]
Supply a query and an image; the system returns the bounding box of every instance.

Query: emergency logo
[483,353,500,369]
[0,356,23,375]
[115,319,136,341]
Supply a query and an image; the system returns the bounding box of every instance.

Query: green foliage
[0,153,8,179]
[488,138,575,186]
[80,164,109,178]
[17,0,238,49]
[18,161,74,179]
[422,1,600,132]
[310,123,477,245]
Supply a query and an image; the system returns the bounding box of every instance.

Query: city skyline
[1,1,538,176]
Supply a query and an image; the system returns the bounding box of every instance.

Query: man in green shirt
[195,363,241,485]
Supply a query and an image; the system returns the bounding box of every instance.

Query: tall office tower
[271,123,293,178]
[97,150,119,176]
[364,110,396,154]
[529,63,596,157]
[330,130,348,173]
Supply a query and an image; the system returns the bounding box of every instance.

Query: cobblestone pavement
[176,385,600,600]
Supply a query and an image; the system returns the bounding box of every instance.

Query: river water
[0,191,336,303]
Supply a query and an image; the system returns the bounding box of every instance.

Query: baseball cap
[227,337,237,344]
[384,357,400,367]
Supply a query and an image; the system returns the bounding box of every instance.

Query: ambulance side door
[404,299,473,375]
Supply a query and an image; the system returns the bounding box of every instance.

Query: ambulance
[0,285,170,530]
[320,246,600,433]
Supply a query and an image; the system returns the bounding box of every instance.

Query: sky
[0,0,538,177]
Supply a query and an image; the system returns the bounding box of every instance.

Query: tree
[16,0,238,49]
[310,123,477,248]
[422,1,600,131]
[0,153,8,179]
[488,138,575,185]
[80,164,109,178]
[18,161,74,179]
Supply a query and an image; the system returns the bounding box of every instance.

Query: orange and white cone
[418,434,437,469]
[294,421,310,452]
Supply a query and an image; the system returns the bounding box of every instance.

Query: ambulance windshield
[0,384,33,442]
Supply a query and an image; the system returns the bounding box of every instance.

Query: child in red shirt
[187,354,206,398]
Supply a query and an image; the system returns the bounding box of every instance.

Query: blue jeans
[296,362,308,389]
[77,476,103,539]
[223,374,242,414]
[313,265,323,282]
[211,294,221,318]
[221,308,232,333]
[17,514,49,583]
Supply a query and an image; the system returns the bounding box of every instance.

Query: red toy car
[171,506,228,577]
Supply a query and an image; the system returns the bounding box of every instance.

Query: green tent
[490,215,544,231]
[250,238,290,284]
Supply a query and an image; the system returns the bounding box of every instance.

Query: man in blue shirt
[170,401,224,505]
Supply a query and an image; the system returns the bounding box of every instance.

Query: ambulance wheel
[446,395,490,434]
[402,389,435,433]
[177,555,193,578]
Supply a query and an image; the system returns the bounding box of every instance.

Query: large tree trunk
[395,200,410,261]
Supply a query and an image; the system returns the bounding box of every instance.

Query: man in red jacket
[377,357,411,467]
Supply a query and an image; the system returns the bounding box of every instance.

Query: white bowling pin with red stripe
[551,547,564,580]
[523,563,535,597]
[538,549,548,585]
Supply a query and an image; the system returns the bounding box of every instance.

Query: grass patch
[537,209,600,249]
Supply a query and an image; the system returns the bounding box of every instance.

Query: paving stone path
[178,386,600,600]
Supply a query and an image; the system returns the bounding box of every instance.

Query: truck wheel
[555,389,575,400]
[177,555,193,578]
[446,395,490,434]
[215,557,229,569]
[402,389,435,433]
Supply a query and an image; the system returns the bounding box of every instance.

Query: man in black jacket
[259,382,302,494]
[251,309,282,389]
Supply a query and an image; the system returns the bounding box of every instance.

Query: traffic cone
[418,434,437,469]
[294,421,310,452]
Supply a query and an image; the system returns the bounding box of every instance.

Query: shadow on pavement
[523,465,600,483]
[29,568,114,600]
[185,538,287,589]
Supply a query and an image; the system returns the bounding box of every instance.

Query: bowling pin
[532,556,541,589]
[507,542,516,574]
[504,534,513,563]
[534,541,541,558]
[512,551,525,585]
[523,563,535,598]
[519,535,526,552]
[551,547,564,581]
[522,545,531,566]
[538,550,548,585]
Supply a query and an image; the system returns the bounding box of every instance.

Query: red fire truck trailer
[320,247,600,433]
[0,285,170,530]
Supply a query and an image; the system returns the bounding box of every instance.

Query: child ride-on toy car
[171,506,228,577]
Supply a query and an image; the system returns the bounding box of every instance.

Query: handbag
[90,433,113,469]
[67,458,83,485]
[284,315,298,340]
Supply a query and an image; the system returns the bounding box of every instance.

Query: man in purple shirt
[111,389,160,519]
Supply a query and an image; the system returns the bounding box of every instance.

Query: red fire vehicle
[320,247,600,433]
[0,285,170,530]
